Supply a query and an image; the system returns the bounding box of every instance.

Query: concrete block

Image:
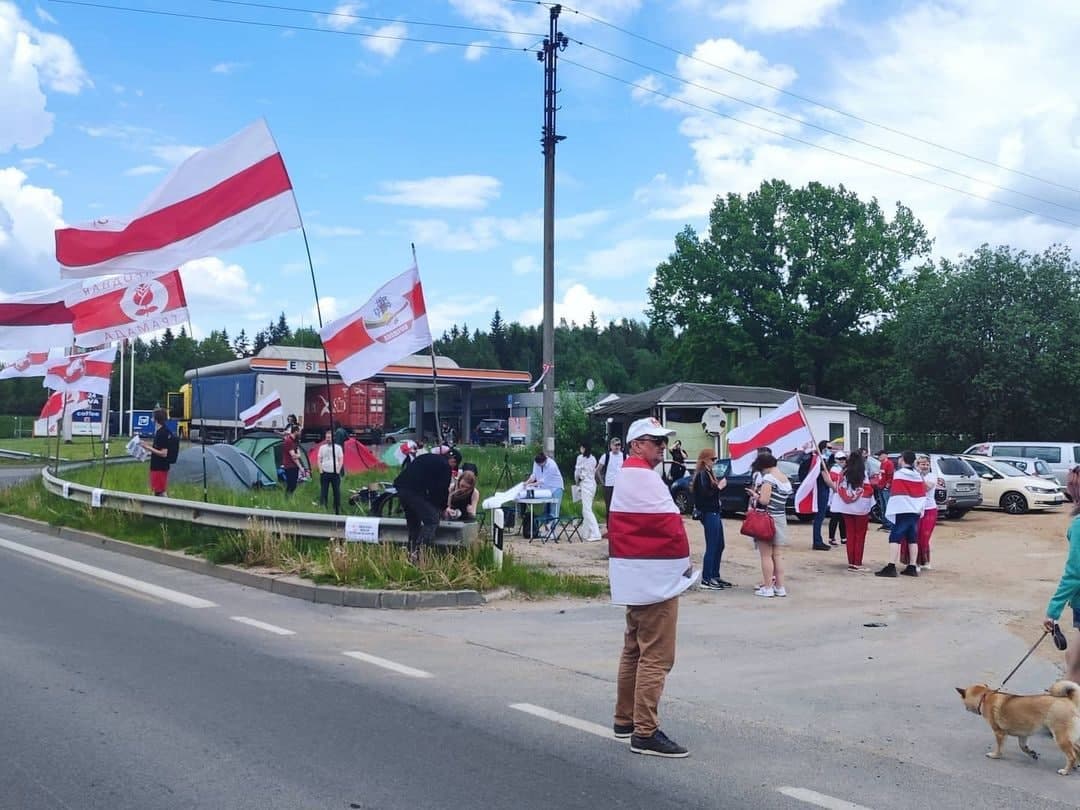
[343,589,381,608]
[270,578,317,601]
[314,586,345,606]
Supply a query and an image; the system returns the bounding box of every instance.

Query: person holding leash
[1043,466,1080,683]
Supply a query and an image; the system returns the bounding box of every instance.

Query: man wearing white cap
[609,416,696,758]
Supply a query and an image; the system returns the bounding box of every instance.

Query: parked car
[475,418,508,446]
[888,453,982,519]
[669,456,804,518]
[384,426,418,444]
[960,455,1065,515]
[963,441,1080,486]
[990,455,1060,485]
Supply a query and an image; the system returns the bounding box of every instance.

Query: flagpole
[98,375,111,489]
[412,243,442,446]
[118,338,125,441]
[128,340,135,437]
[297,219,337,451]
[186,315,210,502]
[53,392,66,475]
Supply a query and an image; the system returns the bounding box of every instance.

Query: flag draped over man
[239,390,284,428]
[55,119,300,277]
[726,394,815,475]
[320,265,432,386]
[42,346,117,397]
[67,270,189,345]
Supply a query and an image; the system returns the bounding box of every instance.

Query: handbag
[740,508,775,542]
[571,485,581,503]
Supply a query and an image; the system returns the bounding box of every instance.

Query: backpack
[595,452,609,486]
[166,431,180,465]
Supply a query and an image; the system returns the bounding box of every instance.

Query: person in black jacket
[394,451,451,563]
[692,448,728,590]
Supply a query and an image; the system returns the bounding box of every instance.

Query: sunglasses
[636,436,668,446]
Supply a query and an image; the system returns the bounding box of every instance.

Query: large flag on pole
[0,351,55,379]
[794,454,822,515]
[726,394,815,474]
[42,346,117,397]
[55,119,301,277]
[67,270,189,345]
[0,284,76,349]
[239,390,284,428]
[36,391,89,437]
[320,265,432,386]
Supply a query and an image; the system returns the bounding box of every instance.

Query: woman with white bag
[574,441,603,542]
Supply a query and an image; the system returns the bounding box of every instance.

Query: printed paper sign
[344,516,379,543]
[91,488,104,507]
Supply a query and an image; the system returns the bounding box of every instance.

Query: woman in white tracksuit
[575,441,603,542]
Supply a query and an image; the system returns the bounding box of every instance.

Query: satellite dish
[585,378,595,392]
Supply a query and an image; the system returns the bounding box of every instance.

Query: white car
[960,455,1065,515]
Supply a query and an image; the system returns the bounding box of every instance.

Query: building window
[858,427,870,450]
[829,422,845,443]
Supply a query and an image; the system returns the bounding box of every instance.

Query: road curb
[0,514,485,609]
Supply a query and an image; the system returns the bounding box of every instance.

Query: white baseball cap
[625,417,677,443]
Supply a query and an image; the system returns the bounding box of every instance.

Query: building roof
[588,382,855,417]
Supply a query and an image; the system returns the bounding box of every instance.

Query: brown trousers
[614,596,679,737]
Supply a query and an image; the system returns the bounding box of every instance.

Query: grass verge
[0,477,607,598]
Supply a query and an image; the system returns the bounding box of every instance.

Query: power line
[561,57,1080,229]
[571,39,1080,217]
[557,2,1080,195]
[205,0,545,39]
[47,0,538,51]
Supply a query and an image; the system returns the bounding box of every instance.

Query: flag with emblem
[42,346,117,397]
[0,351,55,380]
[67,270,189,345]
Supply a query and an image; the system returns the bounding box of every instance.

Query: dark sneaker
[630,729,689,758]
[875,563,898,578]
[900,564,919,577]
[699,579,723,590]
[812,544,831,551]
[716,578,733,588]
[613,723,633,739]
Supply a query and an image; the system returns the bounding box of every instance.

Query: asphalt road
[0,521,1076,810]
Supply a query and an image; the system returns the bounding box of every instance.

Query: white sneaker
[585,537,602,542]
[773,586,787,597]
[921,563,932,570]
[754,586,775,598]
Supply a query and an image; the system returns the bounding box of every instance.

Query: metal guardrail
[40,466,478,547]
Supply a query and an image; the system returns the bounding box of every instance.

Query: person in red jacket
[873,449,895,531]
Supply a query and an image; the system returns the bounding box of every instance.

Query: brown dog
[956,680,1080,775]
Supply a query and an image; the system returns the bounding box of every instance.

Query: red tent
[307,439,386,474]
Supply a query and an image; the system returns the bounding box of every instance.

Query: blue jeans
[877,487,894,530]
[701,511,725,581]
[812,482,829,546]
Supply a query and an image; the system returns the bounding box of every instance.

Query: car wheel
[945,508,969,519]
[1000,491,1029,515]
[673,491,690,515]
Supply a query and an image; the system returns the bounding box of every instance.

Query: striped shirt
[761,472,791,515]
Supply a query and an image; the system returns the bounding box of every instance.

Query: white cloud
[427,293,499,333]
[709,0,844,31]
[211,61,246,75]
[567,238,673,280]
[322,2,363,31]
[368,175,501,210]
[0,2,90,151]
[363,22,407,58]
[518,283,644,327]
[178,257,263,329]
[448,0,642,47]
[464,41,488,62]
[308,224,365,238]
[150,144,201,164]
[35,5,56,25]
[18,156,55,170]
[406,208,610,252]
[123,164,165,177]
[0,167,65,290]
[512,255,538,275]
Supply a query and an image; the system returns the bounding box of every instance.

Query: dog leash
[997,630,1049,691]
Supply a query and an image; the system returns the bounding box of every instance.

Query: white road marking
[509,703,623,740]
[343,651,433,679]
[778,787,874,810]
[0,538,216,608]
[230,616,295,636]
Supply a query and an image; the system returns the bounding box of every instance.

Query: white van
[963,442,1080,485]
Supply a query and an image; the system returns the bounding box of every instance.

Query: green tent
[233,432,284,483]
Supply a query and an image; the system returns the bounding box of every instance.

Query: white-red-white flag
[0,351,55,380]
[37,390,89,436]
[42,347,117,396]
[55,119,300,277]
[726,394,815,474]
[0,284,77,349]
[794,453,821,515]
[67,271,189,345]
[239,390,284,428]
[320,265,432,386]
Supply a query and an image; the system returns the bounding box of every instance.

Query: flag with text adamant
[67,270,189,345]
[239,390,284,428]
[42,347,117,397]
[0,284,76,350]
[319,265,432,386]
[726,394,815,475]
[55,119,300,277]
[0,351,55,380]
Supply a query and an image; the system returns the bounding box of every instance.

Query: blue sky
[3,0,1080,356]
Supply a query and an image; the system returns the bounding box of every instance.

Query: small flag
[55,119,301,277]
[320,265,432,386]
[239,390,284,428]
[42,347,117,396]
[0,351,55,380]
[0,284,77,350]
[37,391,89,436]
[794,453,821,515]
[68,270,189,345]
[726,395,815,475]
[528,362,553,392]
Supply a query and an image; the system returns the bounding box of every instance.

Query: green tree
[647,179,931,396]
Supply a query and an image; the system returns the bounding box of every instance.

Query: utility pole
[538,4,567,457]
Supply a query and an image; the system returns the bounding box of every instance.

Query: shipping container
[304,382,386,441]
